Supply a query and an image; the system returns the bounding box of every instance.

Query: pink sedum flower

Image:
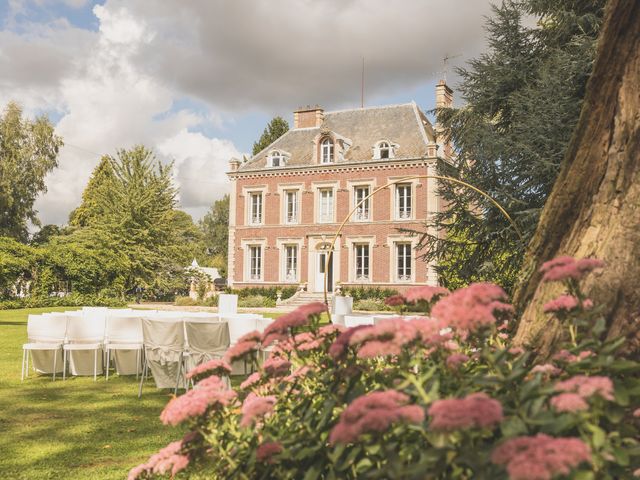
[540,256,605,283]
[491,434,591,480]
[384,294,406,307]
[543,295,579,313]
[160,376,236,426]
[128,439,190,480]
[551,393,589,413]
[256,441,283,463]
[509,347,525,355]
[555,375,614,401]
[403,285,449,304]
[329,325,369,360]
[240,393,276,427]
[240,372,262,390]
[329,390,424,444]
[428,393,503,431]
[633,408,640,418]
[431,283,511,333]
[262,357,292,377]
[186,359,231,380]
[261,302,328,345]
[530,364,562,377]
[224,340,259,363]
[446,353,469,369]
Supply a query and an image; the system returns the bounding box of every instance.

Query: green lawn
[0,307,278,480]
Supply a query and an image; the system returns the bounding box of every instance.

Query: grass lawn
[0,307,279,480]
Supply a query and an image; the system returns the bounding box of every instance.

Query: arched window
[379,142,390,159]
[321,138,334,163]
[270,151,284,167]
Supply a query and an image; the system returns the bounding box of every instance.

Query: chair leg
[174,353,184,396]
[53,349,57,382]
[21,349,25,381]
[63,349,67,380]
[26,350,30,378]
[135,349,140,380]
[106,349,110,381]
[94,349,98,381]
[138,355,147,399]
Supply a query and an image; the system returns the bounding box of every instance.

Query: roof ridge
[324,102,417,115]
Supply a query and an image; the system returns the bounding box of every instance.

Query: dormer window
[321,138,334,164]
[269,151,285,167]
[374,140,395,160]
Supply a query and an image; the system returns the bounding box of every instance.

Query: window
[285,190,298,224]
[321,138,334,163]
[354,244,370,281]
[318,188,334,223]
[379,142,390,159]
[396,243,412,281]
[249,193,263,224]
[395,184,412,219]
[284,245,298,281]
[353,186,370,221]
[249,246,262,280]
[270,151,284,167]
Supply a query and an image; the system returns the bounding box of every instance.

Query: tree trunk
[513,0,640,356]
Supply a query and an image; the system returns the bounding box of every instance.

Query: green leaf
[500,416,528,437]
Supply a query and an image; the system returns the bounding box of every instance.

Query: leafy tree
[252,116,289,155]
[0,236,37,298]
[30,224,64,245]
[415,0,605,291]
[0,102,63,241]
[200,194,229,259]
[68,155,114,227]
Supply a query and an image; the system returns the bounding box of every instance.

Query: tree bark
[513,0,640,355]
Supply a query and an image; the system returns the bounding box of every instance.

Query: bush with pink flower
[130,257,640,479]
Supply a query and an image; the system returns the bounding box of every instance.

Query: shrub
[0,292,127,310]
[203,295,218,307]
[353,298,388,311]
[225,286,297,301]
[131,258,640,479]
[238,295,275,308]
[174,296,198,307]
[342,286,398,301]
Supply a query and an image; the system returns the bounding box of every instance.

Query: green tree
[0,236,37,298]
[252,116,289,155]
[68,155,114,227]
[415,0,605,291]
[0,102,63,241]
[200,194,229,258]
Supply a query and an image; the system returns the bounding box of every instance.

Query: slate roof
[237,102,435,172]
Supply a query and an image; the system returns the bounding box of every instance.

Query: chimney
[435,80,454,159]
[293,105,324,129]
[228,157,241,171]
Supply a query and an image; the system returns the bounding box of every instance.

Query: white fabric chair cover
[330,314,346,327]
[332,296,353,315]
[105,315,143,376]
[64,314,105,376]
[255,317,273,333]
[141,318,185,389]
[344,315,375,328]
[25,314,67,376]
[218,294,238,316]
[224,315,259,345]
[184,318,230,372]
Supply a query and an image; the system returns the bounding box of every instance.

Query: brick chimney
[294,105,324,129]
[435,80,454,159]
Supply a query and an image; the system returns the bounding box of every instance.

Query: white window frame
[241,238,267,282]
[353,185,370,222]
[243,186,267,226]
[395,183,413,220]
[269,150,285,167]
[249,245,262,280]
[284,190,299,224]
[354,243,370,281]
[373,140,396,160]
[346,236,374,283]
[249,192,263,225]
[396,242,412,282]
[387,235,418,283]
[318,188,334,223]
[276,238,304,283]
[320,137,334,164]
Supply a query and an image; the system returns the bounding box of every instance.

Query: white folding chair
[22,314,67,381]
[63,315,105,381]
[184,317,230,387]
[224,314,261,374]
[104,315,143,380]
[218,294,238,316]
[139,317,186,397]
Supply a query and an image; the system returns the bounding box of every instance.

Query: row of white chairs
[21,308,272,389]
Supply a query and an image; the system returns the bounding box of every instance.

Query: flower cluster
[330,391,424,444]
[256,441,283,463]
[431,283,513,333]
[240,393,277,427]
[403,285,450,304]
[261,302,327,346]
[262,357,292,378]
[491,434,591,480]
[160,375,236,426]
[128,439,190,480]
[186,359,232,380]
[428,393,503,431]
[554,375,614,401]
[540,256,605,283]
[552,349,593,363]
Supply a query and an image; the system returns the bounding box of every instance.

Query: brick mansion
[226,81,453,293]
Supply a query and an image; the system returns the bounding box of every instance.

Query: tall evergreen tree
[0,102,63,241]
[252,116,289,155]
[415,0,605,292]
[68,156,114,227]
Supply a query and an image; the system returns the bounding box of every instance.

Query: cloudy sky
[0,0,495,226]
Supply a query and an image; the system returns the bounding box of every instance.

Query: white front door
[314,252,333,293]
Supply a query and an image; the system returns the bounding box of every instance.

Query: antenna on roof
[361,57,365,108]
[441,53,461,83]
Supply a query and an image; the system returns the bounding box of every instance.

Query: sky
[0,0,496,226]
